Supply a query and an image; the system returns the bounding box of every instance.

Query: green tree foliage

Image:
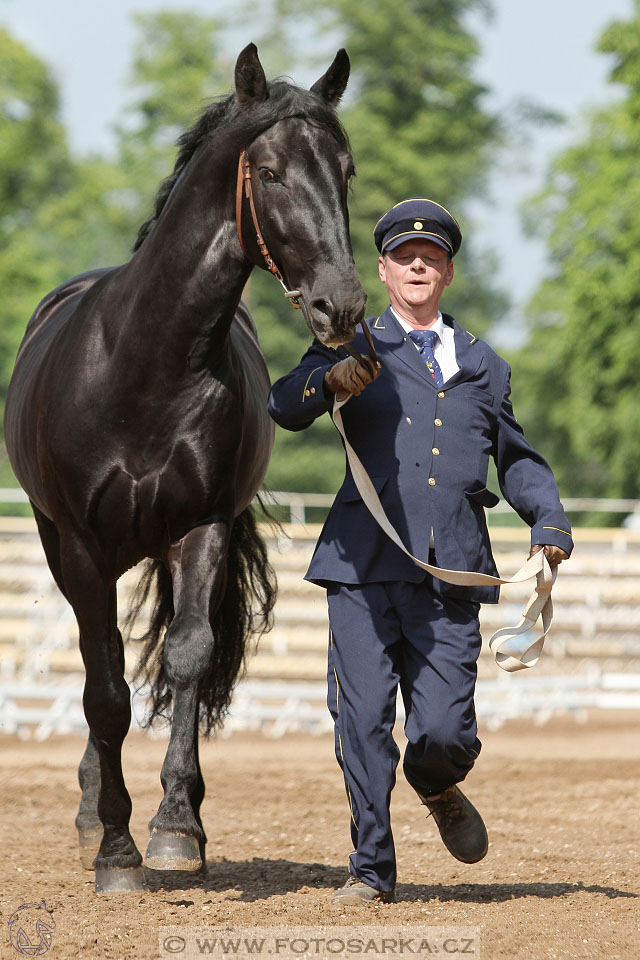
[0,28,70,217]
[0,28,74,470]
[0,28,134,479]
[115,11,227,222]
[512,1,640,499]
[308,0,503,325]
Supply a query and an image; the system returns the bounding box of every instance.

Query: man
[267,198,572,905]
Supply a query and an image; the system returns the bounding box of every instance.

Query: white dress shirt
[390,308,459,384]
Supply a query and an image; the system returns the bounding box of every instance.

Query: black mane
[134,80,349,251]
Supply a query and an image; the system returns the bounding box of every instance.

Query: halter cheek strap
[235,150,302,305]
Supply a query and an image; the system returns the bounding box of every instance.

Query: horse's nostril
[311,298,334,321]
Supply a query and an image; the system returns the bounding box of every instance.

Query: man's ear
[378,255,387,284]
[444,260,454,286]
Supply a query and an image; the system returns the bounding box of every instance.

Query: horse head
[235,44,367,348]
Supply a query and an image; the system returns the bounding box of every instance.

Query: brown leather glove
[324,355,380,400]
[528,543,570,568]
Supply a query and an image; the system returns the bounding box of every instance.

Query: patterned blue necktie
[407,329,444,387]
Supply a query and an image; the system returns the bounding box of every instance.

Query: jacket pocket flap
[454,384,495,406]
[465,485,500,508]
[340,475,388,502]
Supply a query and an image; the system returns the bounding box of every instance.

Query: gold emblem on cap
[413,221,423,230]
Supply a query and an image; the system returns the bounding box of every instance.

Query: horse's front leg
[75,732,102,869]
[75,630,125,869]
[144,520,230,872]
[60,534,144,893]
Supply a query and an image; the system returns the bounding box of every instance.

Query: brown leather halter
[235,148,377,365]
[236,150,303,305]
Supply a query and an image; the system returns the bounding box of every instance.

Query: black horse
[4,44,365,893]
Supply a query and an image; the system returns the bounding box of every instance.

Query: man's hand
[324,355,380,401]
[528,543,569,568]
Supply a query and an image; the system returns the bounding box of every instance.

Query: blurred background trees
[1,1,639,505]
[0,27,73,425]
[511,0,640,501]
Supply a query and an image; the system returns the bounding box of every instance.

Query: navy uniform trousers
[326,576,482,893]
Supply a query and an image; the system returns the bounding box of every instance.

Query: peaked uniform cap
[374,198,462,257]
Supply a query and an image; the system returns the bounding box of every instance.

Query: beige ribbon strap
[332,397,556,673]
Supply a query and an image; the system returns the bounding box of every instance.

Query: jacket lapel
[369,308,483,388]
[442,315,483,387]
[371,307,440,388]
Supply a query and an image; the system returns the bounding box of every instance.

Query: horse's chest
[91,379,271,557]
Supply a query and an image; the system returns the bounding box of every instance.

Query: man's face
[378,238,454,319]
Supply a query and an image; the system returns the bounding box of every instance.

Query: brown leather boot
[420,785,488,863]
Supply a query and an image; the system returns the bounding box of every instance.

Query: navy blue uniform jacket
[268,308,574,603]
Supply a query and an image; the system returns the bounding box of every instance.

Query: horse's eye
[259,167,280,184]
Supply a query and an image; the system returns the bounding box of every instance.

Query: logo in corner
[8,902,56,956]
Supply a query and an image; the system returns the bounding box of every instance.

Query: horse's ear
[310,49,350,107]
[235,43,269,108]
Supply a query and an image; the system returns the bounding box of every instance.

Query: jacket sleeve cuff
[297,364,334,417]
[530,521,574,556]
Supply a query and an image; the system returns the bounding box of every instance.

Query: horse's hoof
[144,830,202,871]
[94,865,146,893]
[77,826,103,870]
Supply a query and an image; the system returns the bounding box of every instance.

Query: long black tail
[128,506,277,734]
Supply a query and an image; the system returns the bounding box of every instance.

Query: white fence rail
[3,488,640,527]
[2,672,640,741]
[260,493,640,527]
[3,495,640,738]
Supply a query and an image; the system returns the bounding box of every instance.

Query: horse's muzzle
[308,291,366,349]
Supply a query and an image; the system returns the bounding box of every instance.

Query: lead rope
[331,391,556,673]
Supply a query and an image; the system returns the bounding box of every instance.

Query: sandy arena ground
[1,711,638,960]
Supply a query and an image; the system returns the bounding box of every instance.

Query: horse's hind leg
[32,503,67,598]
[59,532,144,892]
[144,520,230,872]
[30,505,104,868]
